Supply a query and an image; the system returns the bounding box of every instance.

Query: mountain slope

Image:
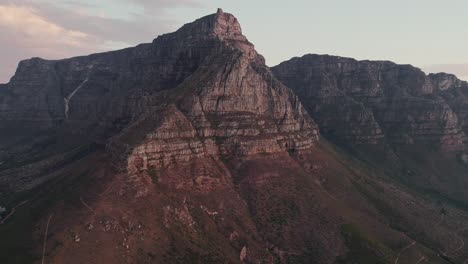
[272,54,468,206]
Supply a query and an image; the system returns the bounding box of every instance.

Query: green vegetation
[335,224,394,264]
[424,188,468,212]
[0,154,96,264]
[440,207,447,216]
[353,181,404,230]
[267,196,300,226]
[148,167,159,184]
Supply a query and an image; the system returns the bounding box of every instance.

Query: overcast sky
[1,0,468,83]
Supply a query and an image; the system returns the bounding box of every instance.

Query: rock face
[0,9,247,136]
[0,11,320,205]
[0,10,340,264]
[103,10,319,192]
[0,10,318,156]
[272,54,468,149]
[430,72,468,147]
[0,9,321,197]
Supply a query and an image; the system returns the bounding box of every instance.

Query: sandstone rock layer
[273,54,468,150]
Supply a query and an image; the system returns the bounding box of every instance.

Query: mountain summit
[173,8,246,41]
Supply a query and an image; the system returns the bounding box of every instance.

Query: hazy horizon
[1,0,468,83]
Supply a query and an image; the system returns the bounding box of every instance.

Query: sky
[1,0,468,83]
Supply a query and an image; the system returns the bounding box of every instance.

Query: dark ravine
[0,9,468,264]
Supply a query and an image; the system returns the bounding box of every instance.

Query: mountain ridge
[273,53,468,150]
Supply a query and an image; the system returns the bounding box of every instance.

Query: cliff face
[101,9,319,178]
[0,9,318,189]
[272,54,468,149]
[0,9,318,155]
[0,11,333,263]
[430,73,468,146]
[0,13,324,220]
[0,10,248,135]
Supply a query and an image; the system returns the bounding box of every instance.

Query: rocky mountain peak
[429,72,467,91]
[158,9,245,41]
[154,9,255,58]
[211,8,243,39]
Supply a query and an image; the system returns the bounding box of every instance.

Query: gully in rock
[63,65,94,119]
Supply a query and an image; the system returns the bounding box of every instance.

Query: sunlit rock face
[0,10,318,155]
[273,54,468,150]
[106,10,319,175]
[0,11,251,134]
[0,9,320,172]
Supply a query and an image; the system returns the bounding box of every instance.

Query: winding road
[449,227,468,253]
[415,255,426,264]
[0,200,29,224]
[432,213,468,263]
[394,240,416,264]
[314,180,338,201]
[80,196,94,213]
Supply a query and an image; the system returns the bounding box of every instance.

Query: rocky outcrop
[0,58,63,128]
[272,54,468,149]
[0,10,241,136]
[0,9,318,158]
[430,73,468,146]
[106,10,319,179]
[0,10,324,262]
[0,9,319,182]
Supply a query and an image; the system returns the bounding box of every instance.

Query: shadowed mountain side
[272,54,468,150]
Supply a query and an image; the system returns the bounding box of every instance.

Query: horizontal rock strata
[273,54,468,149]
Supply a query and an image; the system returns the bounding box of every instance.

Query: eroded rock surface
[105,10,319,176]
[273,54,468,149]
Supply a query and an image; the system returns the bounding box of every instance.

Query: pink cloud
[0,4,104,82]
[0,0,203,83]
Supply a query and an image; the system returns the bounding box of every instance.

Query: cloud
[0,5,95,50]
[125,0,202,11]
[32,1,176,45]
[0,4,101,82]
[0,0,203,83]
[423,64,468,81]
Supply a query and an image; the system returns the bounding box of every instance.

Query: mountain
[1,9,468,264]
[272,54,468,209]
[272,54,468,149]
